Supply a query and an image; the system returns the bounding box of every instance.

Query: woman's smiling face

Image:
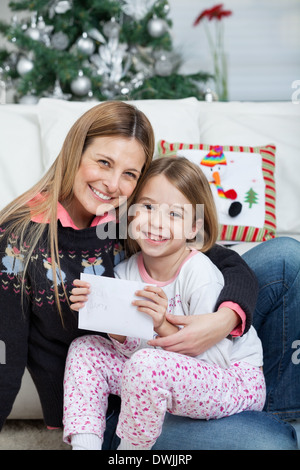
[69,136,146,228]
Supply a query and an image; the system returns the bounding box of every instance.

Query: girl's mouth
[143,232,169,244]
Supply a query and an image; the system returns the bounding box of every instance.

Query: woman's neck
[141,246,192,282]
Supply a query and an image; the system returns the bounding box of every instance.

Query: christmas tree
[0,0,211,103]
[244,188,259,209]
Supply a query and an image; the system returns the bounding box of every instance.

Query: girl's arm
[147,245,258,356]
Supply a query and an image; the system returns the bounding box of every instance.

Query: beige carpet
[0,420,70,450]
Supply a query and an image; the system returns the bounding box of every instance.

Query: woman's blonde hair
[0,101,155,322]
[126,156,219,255]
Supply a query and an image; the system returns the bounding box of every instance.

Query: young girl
[63,157,266,450]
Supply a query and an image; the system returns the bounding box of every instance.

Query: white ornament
[204,88,218,102]
[76,33,95,56]
[88,28,106,44]
[19,94,39,105]
[45,79,72,100]
[70,70,92,96]
[51,31,69,50]
[103,18,120,39]
[121,0,157,21]
[16,56,34,76]
[0,77,6,104]
[147,17,168,38]
[26,25,40,41]
[154,51,173,76]
[55,1,72,14]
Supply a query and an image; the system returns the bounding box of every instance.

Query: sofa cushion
[0,105,44,209]
[37,97,201,170]
[158,140,276,243]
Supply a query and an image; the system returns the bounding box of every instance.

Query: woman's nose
[103,172,120,193]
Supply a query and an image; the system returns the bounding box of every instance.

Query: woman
[0,101,298,449]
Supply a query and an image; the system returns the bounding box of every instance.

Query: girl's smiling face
[129,174,198,258]
[67,136,146,228]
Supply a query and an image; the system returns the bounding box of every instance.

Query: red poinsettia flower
[193,3,232,26]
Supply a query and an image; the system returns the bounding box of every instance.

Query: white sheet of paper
[78,273,154,340]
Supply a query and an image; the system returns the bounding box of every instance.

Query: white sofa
[0,97,299,421]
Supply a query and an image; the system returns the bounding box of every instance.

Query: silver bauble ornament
[154,52,173,76]
[51,31,69,50]
[17,56,34,76]
[103,18,120,39]
[147,17,168,38]
[19,94,39,105]
[77,33,95,56]
[70,70,92,96]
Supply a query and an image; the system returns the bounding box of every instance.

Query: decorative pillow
[158,140,276,243]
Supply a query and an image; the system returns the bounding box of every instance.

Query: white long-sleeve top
[111,249,263,369]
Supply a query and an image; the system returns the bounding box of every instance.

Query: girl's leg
[242,237,300,420]
[116,348,266,449]
[63,335,126,447]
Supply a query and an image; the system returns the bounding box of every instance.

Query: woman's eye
[98,159,109,166]
[143,204,153,210]
[125,171,137,179]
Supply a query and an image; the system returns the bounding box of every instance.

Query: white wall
[1,0,299,101]
[169,0,300,101]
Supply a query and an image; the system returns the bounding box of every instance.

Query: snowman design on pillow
[200,146,242,218]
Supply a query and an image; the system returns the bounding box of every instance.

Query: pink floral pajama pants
[63,335,266,449]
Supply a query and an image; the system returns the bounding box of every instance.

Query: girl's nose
[150,205,168,229]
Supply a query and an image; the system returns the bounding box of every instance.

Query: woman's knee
[242,237,300,285]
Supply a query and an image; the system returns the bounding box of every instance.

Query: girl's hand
[147,307,240,356]
[69,279,91,311]
[132,286,178,337]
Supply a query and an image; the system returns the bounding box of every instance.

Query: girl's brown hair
[126,156,219,255]
[0,101,155,322]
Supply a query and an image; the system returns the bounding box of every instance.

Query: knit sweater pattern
[0,220,122,428]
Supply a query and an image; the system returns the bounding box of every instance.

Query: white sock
[117,438,151,451]
[71,433,103,450]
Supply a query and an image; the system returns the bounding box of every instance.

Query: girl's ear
[187,218,203,240]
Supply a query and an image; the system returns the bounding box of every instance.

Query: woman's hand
[132,285,179,337]
[147,307,241,356]
[69,279,91,311]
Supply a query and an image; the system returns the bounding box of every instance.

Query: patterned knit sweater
[0,219,123,429]
[0,218,258,429]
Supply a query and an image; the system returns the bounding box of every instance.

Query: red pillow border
[158,140,276,243]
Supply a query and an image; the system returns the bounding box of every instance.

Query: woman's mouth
[89,185,113,201]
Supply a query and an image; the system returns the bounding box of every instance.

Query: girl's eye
[170,211,182,218]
